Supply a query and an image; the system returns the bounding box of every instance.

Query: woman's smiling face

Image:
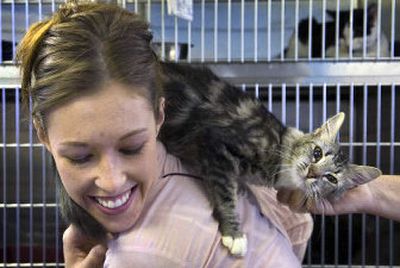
[42,82,164,234]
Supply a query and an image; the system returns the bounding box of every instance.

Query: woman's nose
[95,156,127,194]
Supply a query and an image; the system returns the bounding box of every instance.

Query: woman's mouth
[95,190,131,208]
[91,186,136,214]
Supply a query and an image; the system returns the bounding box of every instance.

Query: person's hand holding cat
[63,224,110,268]
[276,182,374,216]
[277,175,400,222]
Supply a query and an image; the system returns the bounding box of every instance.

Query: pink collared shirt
[104,142,313,268]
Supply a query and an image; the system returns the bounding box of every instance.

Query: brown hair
[17,1,164,240]
[16,1,163,132]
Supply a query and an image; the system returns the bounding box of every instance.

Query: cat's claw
[221,235,247,257]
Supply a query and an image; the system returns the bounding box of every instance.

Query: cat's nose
[306,167,320,178]
[306,170,316,178]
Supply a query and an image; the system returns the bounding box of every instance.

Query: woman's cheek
[57,162,90,197]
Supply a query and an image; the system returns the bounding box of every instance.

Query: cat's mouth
[305,177,317,183]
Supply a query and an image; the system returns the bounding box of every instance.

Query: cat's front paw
[221,234,247,257]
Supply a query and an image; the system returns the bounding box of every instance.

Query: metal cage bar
[335,0,340,60]
[280,0,285,61]
[321,0,326,59]
[363,0,368,58]
[361,84,368,267]
[267,0,271,61]
[200,0,205,62]
[377,0,382,58]
[254,0,258,62]
[14,88,20,264]
[376,83,382,265]
[2,88,7,265]
[294,0,299,61]
[240,0,244,62]
[308,0,313,61]
[28,96,33,265]
[349,0,354,59]
[390,0,396,59]
[389,84,396,267]
[214,0,218,62]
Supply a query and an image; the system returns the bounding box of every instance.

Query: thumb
[80,244,107,268]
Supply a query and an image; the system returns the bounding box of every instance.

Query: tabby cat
[57,62,381,257]
[159,62,381,256]
[285,3,389,58]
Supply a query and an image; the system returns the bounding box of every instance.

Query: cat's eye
[325,174,338,184]
[313,146,323,162]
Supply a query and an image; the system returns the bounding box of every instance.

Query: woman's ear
[156,97,165,135]
[33,118,51,151]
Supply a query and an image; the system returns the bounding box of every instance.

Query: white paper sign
[167,0,193,21]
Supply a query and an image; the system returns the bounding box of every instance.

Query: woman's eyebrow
[59,141,88,148]
[119,128,148,140]
[59,128,148,147]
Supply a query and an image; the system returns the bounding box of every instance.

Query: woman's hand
[63,224,108,268]
[277,175,400,222]
[276,183,374,216]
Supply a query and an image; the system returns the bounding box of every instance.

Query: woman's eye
[313,146,323,162]
[67,155,92,165]
[325,174,338,184]
[120,145,144,156]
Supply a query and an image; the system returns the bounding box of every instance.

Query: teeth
[95,190,131,209]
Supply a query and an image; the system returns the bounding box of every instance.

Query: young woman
[17,2,312,267]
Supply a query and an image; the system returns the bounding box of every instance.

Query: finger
[287,190,304,206]
[63,225,86,267]
[309,199,331,215]
[63,224,108,267]
[63,225,84,247]
[80,244,107,268]
[63,225,80,254]
[288,190,308,212]
[276,189,292,204]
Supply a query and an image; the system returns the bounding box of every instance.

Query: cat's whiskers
[302,181,321,213]
[275,162,293,168]
[276,152,301,164]
[270,166,294,177]
[277,145,298,156]
[310,182,329,216]
[277,151,307,168]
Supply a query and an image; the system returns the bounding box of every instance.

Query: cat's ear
[313,112,345,142]
[346,164,382,185]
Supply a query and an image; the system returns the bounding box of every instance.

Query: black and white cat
[159,62,381,256]
[285,3,389,58]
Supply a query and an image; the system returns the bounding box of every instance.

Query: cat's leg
[200,146,247,257]
[205,171,247,257]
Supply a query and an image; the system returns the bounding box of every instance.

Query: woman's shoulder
[153,171,215,218]
[156,141,214,213]
[106,175,220,267]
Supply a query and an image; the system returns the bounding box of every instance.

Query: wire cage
[1,0,400,267]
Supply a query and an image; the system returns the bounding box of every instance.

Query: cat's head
[326,4,378,51]
[275,112,381,201]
